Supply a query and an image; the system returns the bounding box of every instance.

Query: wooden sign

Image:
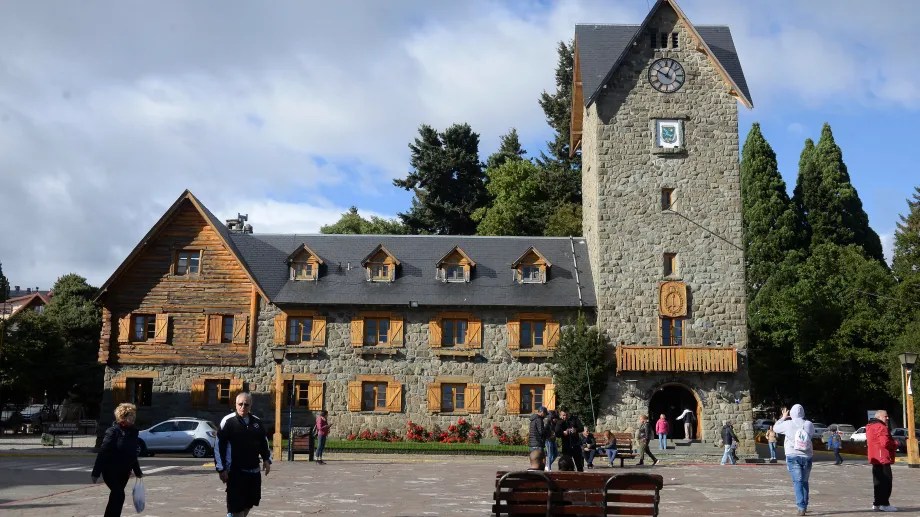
[659,281,687,317]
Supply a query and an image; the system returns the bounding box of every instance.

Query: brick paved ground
[1,450,919,516]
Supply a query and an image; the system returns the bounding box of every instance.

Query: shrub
[437,417,482,444]
[406,420,433,442]
[492,424,526,446]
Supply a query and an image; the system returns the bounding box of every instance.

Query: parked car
[137,418,218,458]
[891,428,920,452]
[19,404,57,431]
[1,404,23,434]
[812,423,828,439]
[850,426,867,443]
[754,419,775,431]
[828,424,857,441]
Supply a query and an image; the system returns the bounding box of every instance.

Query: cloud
[879,231,895,266]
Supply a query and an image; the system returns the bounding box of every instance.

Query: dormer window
[287,244,323,281]
[512,247,551,284]
[175,250,201,276]
[361,245,399,283]
[436,246,475,283]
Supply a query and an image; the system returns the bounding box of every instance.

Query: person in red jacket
[866,410,898,512]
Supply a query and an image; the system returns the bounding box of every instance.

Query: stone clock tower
[572,0,756,446]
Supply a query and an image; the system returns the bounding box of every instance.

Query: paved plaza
[0,445,918,516]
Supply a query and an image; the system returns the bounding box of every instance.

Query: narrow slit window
[663,253,678,277]
[660,32,669,49]
[661,318,684,346]
[671,32,679,48]
[661,188,675,210]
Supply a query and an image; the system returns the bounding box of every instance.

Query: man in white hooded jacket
[773,404,815,516]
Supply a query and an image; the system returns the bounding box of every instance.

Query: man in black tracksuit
[554,408,585,471]
[216,392,272,517]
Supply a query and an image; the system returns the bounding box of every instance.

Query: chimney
[35,287,39,292]
[14,286,19,293]
[26,288,31,294]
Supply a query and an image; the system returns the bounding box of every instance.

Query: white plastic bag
[132,478,146,513]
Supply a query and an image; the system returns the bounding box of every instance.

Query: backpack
[792,426,810,452]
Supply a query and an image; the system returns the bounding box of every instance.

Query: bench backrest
[290,426,313,453]
[494,471,663,516]
[48,422,78,433]
[612,433,634,453]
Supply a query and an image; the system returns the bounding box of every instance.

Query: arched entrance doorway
[648,384,699,440]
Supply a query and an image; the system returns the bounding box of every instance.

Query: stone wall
[581,4,753,449]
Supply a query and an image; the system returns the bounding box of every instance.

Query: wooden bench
[290,426,315,461]
[593,433,637,467]
[493,470,663,516]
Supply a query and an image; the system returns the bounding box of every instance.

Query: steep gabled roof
[511,247,552,268]
[286,243,325,265]
[95,190,268,300]
[571,0,752,151]
[436,246,476,268]
[360,244,400,267]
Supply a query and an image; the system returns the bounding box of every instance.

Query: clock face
[648,58,686,93]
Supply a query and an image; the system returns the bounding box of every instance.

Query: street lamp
[898,352,919,468]
[271,347,286,462]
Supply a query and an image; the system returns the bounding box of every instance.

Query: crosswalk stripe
[35,464,82,471]
[25,463,59,470]
[144,466,179,474]
[59,466,91,471]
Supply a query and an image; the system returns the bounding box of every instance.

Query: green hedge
[274,438,529,455]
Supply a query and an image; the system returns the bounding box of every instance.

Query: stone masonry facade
[581,5,754,448]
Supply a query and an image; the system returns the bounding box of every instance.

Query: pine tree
[740,123,802,298]
[394,124,487,234]
[794,124,884,262]
[792,138,817,244]
[892,186,920,283]
[889,186,920,422]
[485,128,526,171]
[537,40,582,214]
[549,313,609,426]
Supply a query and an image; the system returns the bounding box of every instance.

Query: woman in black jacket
[92,403,143,517]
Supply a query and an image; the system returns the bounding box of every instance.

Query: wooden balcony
[615,345,738,373]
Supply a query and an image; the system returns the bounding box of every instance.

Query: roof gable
[96,190,268,300]
[436,246,476,267]
[512,247,552,268]
[361,245,400,267]
[286,244,325,265]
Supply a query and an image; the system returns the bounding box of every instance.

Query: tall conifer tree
[892,186,920,283]
[394,123,487,234]
[740,123,802,298]
[485,128,526,171]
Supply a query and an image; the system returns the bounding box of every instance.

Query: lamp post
[898,352,919,468]
[270,347,286,462]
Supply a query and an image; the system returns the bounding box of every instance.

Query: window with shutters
[174,250,201,276]
[207,313,247,345]
[507,314,559,357]
[427,378,481,414]
[661,317,684,346]
[127,378,153,407]
[441,384,465,412]
[274,311,326,349]
[520,320,546,349]
[205,379,231,407]
[351,313,402,352]
[221,316,234,343]
[436,246,475,283]
[348,375,401,413]
[362,382,387,411]
[287,244,323,281]
[364,318,389,345]
[361,245,399,283]
[133,314,156,341]
[506,378,554,415]
[512,247,551,284]
[442,319,468,347]
[284,380,310,408]
[275,376,324,410]
[429,312,480,356]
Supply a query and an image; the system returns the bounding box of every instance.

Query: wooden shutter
[118,315,131,343]
[466,317,482,349]
[311,315,326,346]
[347,381,362,412]
[307,381,324,411]
[427,382,441,412]
[386,381,402,413]
[546,320,560,349]
[388,265,396,282]
[154,314,169,343]
[112,377,127,404]
[207,314,223,343]
[190,379,205,408]
[365,267,372,281]
[429,318,442,348]
[466,383,482,414]
[350,318,364,347]
[232,314,248,344]
[388,315,404,347]
[544,383,556,411]
[506,383,521,415]
[273,314,287,345]
[507,320,520,350]
[228,378,244,406]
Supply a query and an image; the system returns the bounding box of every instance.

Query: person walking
[766,425,778,463]
[92,403,144,517]
[866,410,898,512]
[828,428,843,465]
[635,414,658,466]
[315,410,331,464]
[720,421,737,466]
[677,408,695,440]
[655,414,669,450]
[554,408,585,471]
[773,404,815,516]
[216,392,272,517]
[543,409,558,471]
[528,406,547,456]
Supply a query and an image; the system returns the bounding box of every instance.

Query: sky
[1,0,918,290]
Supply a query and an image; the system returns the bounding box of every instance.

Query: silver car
[137,418,218,458]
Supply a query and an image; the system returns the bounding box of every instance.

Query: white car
[849,426,867,442]
[829,424,856,441]
[137,418,218,458]
[812,423,828,439]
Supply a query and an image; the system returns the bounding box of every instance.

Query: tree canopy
[320,207,407,235]
[550,313,608,426]
[474,159,547,236]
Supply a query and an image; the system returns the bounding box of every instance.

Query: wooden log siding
[101,200,255,366]
[615,346,738,373]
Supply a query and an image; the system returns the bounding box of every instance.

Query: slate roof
[228,233,596,308]
[574,23,752,108]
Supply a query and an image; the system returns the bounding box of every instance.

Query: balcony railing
[615,345,738,373]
